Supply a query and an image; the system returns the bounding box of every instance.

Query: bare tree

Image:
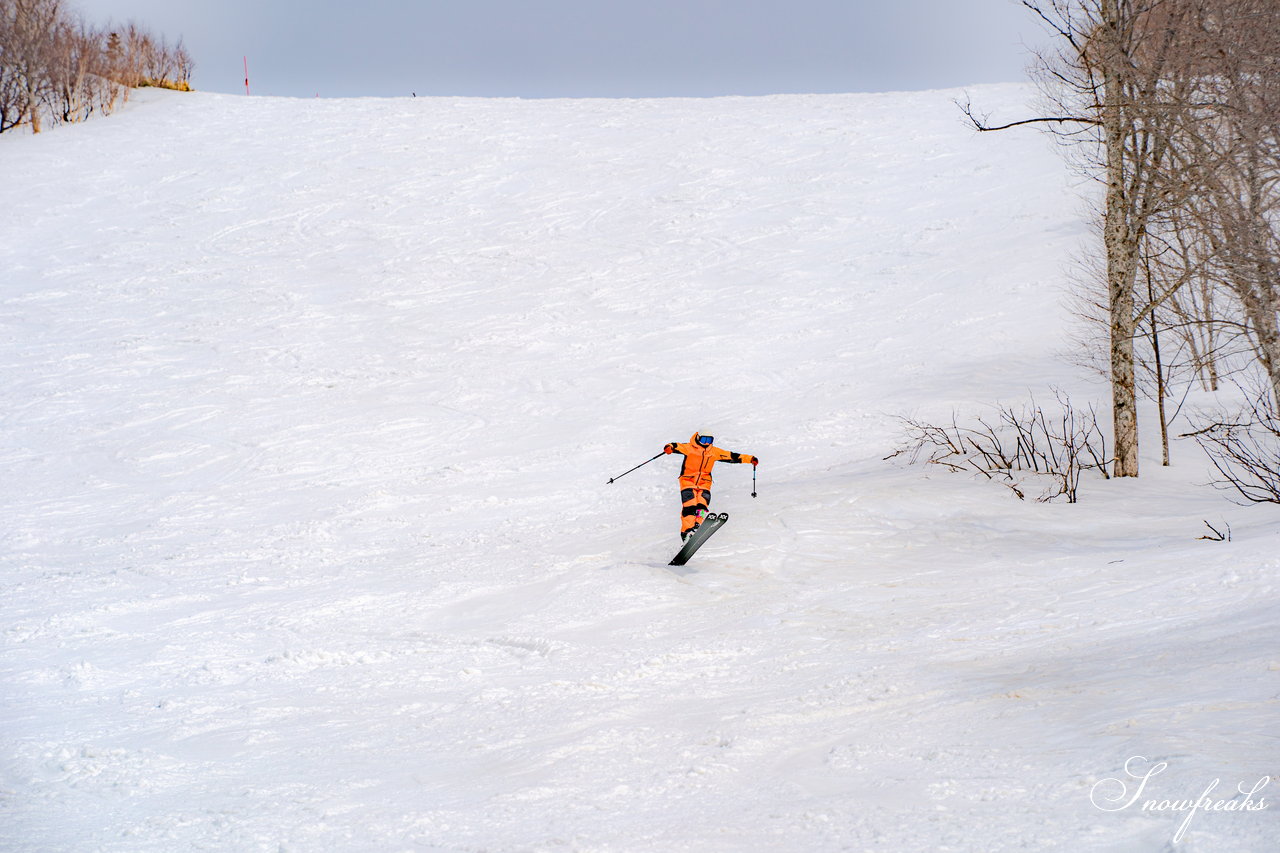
[2,0,65,133]
[103,20,192,91]
[108,21,147,88]
[46,13,121,123]
[964,0,1208,478]
[47,14,88,122]
[1172,0,1280,405]
[1149,208,1233,393]
[173,36,192,88]
[1067,213,1219,468]
[0,2,24,132]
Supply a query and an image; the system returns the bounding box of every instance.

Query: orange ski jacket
[664,433,757,491]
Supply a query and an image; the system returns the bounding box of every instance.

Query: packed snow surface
[2,86,1277,852]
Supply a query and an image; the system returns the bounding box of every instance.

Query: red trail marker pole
[243,56,250,95]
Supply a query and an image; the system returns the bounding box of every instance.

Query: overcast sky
[74,0,1048,99]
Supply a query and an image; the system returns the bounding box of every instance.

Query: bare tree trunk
[24,76,41,132]
[1100,0,1150,476]
[1106,220,1142,473]
[1198,271,1221,391]
[1144,259,1172,465]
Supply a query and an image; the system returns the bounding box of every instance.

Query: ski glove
[751,457,759,466]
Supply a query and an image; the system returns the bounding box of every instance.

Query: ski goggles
[697,435,714,447]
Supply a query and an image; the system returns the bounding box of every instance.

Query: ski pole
[752,464,758,498]
[607,452,664,485]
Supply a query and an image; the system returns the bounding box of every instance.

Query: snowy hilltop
[1,86,1276,851]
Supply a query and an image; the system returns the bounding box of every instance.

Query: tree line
[950,0,1280,503]
[0,0,192,135]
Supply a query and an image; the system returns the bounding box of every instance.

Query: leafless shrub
[888,390,1112,503]
[1185,389,1280,504]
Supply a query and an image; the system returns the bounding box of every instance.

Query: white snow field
[1,86,1277,852]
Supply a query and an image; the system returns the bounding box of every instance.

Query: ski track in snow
[1,87,1278,851]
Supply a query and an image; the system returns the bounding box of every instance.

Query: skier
[664,433,758,540]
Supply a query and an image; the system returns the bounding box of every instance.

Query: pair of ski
[669,512,729,566]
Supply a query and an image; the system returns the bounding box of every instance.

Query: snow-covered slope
[2,86,1276,852]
